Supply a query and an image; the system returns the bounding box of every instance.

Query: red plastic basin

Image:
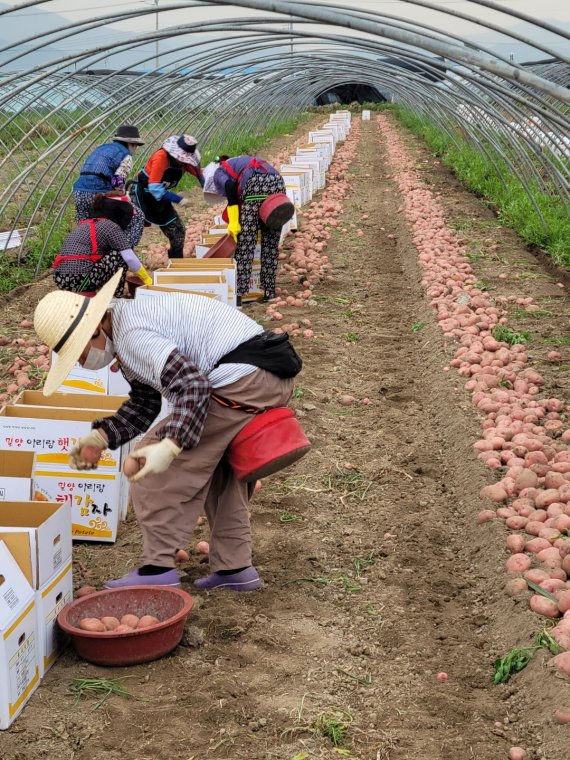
[57,586,193,667]
[204,233,237,259]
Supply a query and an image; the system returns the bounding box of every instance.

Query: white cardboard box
[156,260,237,308]
[150,273,229,304]
[0,406,121,472]
[33,459,121,544]
[55,362,108,395]
[0,451,34,501]
[0,540,39,730]
[0,502,72,589]
[36,561,72,677]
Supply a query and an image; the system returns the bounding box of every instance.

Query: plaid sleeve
[156,350,211,449]
[92,379,162,449]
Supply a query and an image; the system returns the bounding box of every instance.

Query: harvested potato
[101,616,121,631]
[79,618,106,632]
[120,614,140,628]
[138,615,160,628]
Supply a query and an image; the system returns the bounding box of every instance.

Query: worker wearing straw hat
[33,273,298,591]
[130,135,204,259]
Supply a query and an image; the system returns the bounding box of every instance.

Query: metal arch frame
[0,1,568,271]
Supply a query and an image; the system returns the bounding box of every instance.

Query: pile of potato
[78,613,160,633]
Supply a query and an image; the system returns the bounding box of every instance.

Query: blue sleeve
[148,183,182,203]
[163,190,183,203]
[148,182,166,200]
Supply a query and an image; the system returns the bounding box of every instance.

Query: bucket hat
[202,161,224,205]
[112,125,145,145]
[34,270,122,396]
[163,135,201,166]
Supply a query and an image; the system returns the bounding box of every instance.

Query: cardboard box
[285,184,303,209]
[0,541,38,730]
[156,260,237,307]
[36,562,72,676]
[151,273,229,303]
[0,406,120,471]
[307,139,333,163]
[298,144,331,170]
[107,363,131,397]
[0,502,72,589]
[55,362,108,395]
[241,253,263,302]
[308,130,336,153]
[14,391,125,413]
[33,458,121,543]
[0,451,34,501]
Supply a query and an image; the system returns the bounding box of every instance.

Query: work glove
[226,204,241,242]
[133,265,152,286]
[178,197,191,207]
[128,438,182,482]
[70,428,108,471]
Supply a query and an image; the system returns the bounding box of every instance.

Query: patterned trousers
[53,251,128,298]
[235,173,285,298]
[73,191,144,249]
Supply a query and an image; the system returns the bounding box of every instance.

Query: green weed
[492,325,530,345]
[342,332,360,343]
[411,321,424,333]
[279,511,303,524]
[397,108,570,264]
[353,551,375,577]
[513,308,552,319]
[315,709,353,747]
[68,678,132,711]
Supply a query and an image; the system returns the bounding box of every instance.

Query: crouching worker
[52,194,152,297]
[33,271,303,590]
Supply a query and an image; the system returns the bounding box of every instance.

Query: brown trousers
[130,369,293,571]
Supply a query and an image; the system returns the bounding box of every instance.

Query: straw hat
[34,271,122,397]
[162,135,201,166]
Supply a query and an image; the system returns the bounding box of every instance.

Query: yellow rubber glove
[133,266,152,286]
[226,205,242,242]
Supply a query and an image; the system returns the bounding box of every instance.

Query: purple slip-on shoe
[104,569,181,589]
[194,566,261,591]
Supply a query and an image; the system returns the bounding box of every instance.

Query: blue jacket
[73,141,130,193]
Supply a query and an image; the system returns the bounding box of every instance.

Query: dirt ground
[1,114,570,760]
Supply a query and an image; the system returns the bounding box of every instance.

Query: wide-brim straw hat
[34,271,122,397]
[162,135,201,166]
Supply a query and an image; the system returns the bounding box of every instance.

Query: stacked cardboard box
[151,259,237,307]
[0,401,128,541]
[0,502,72,678]
[0,540,39,729]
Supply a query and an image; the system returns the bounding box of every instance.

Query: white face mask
[128,144,138,155]
[82,336,115,370]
